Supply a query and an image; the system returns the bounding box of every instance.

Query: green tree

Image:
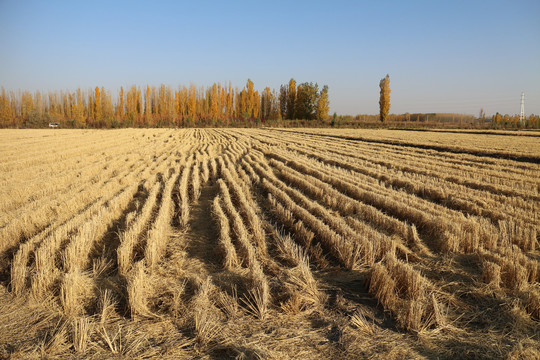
[331,112,337,127]
[295,82,318,120]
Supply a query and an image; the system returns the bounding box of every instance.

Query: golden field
[0,128,539,359]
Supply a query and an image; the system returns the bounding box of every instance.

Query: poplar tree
[178,87,188,125]
[101,87,114,124]
[220,85,226,120]
[126,86,137,122]
[238,88,248,119]
[64,93,72,120]
[21,91,34,122]
[279,85,287,119]
[379,74,390,122]
[246,79,255,118]
[87,91,94,123]
[187,84,197,122]
[271,89,281,120]
[94,87,102,122]
[316,85,330,121]
[253,90,260,119]
[210,83,219,120]
[0,88,13,126]
[34,91,43,116]
[167,86,176,124]
[117,87,125,119]
[261,87,273,120]
[145,85,152,124]
[73,88,85,126]
[286,78,296,119]
[226,82,233,121]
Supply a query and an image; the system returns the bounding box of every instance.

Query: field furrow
[1,128,538,359]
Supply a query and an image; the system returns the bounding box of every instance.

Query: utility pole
[519,92,525,124]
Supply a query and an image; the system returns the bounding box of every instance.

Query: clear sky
[1,0,539,116]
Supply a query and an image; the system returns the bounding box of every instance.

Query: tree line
[0,79,330,128]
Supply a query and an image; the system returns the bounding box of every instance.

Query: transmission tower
[519,92,525,123]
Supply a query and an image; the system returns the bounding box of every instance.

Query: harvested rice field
[0,128,539,359]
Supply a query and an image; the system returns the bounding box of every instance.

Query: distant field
[291,128,540,160]
[0,128,538,359]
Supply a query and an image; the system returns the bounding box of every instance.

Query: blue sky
[1,0,539,116]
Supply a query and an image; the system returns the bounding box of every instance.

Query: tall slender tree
[279,85,287,120]
[246,79,255,118]
[209,83,219,120]
[261,87,273,120]
[253,90,260,119]
[0,88,13,126]
[94,87,102,123]
[145,85,152,125]
[117,87,125,119]
[187,84,197,123]
[21,91,34,122]
[379,74,390,122]
[73,88,85,126]
[102,87,114,124]
[316,85,330,121]
[286,78,296,119]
